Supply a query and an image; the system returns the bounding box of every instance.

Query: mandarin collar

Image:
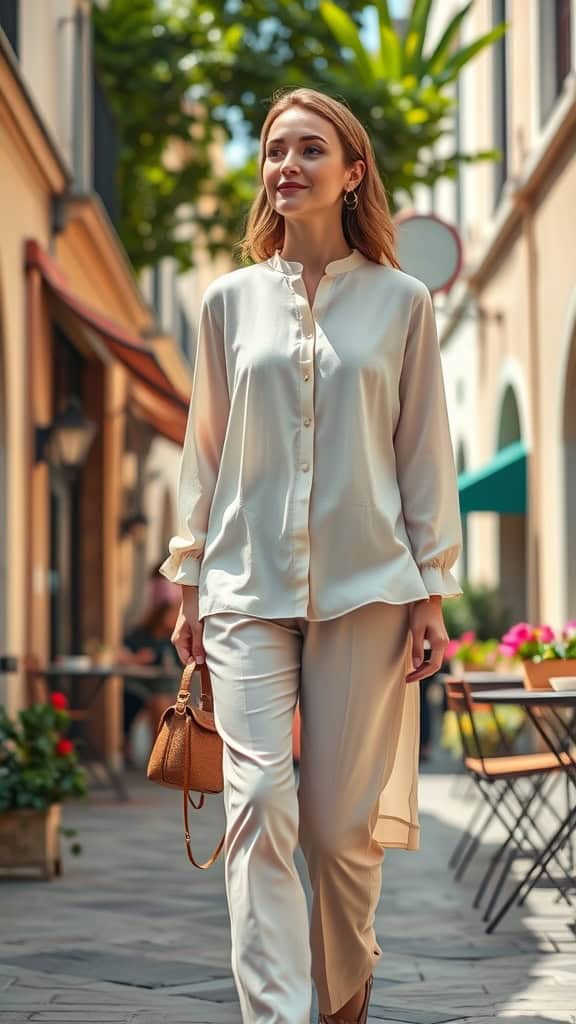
[267,248,365,278]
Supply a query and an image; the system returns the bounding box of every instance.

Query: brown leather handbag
[146,661,225,869]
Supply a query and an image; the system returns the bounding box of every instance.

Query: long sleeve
[159,290,229,585]
[393,284,463,598]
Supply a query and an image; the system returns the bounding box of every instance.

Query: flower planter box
[453,660,496,673]
[0,804,62,880]
[522,658,576,691]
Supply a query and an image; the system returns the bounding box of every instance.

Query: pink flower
[534,625,556,644]
[445,640,460,659]
[506,623,534,644]
[498,642,518,658]
[563,620,576,637]
[460,631,477,644]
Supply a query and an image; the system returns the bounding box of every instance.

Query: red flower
[56,738,74,757]
[50,692,69,711]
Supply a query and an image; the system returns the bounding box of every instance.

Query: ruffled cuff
[419,560,463,599]
[159,542,202,585]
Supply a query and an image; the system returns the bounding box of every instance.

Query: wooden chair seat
[465,748,575,779]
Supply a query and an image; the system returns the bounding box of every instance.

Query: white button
[301,462,310,472]
[305,332,314,339]
[303,417,311,427]
[303,372,310,381]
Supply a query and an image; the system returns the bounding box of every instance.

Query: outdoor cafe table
[471,687,576,932]
[38,663,180,800]
[437,671,524,692]
[462,671,523,688]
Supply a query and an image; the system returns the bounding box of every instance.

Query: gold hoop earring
[344,189,359,211]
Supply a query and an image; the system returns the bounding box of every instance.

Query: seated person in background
[118,600,180,763]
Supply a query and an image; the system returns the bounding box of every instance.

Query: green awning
[458,441,528,515]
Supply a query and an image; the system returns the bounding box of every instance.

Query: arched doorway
[498,386,522,449]
[456,442,469,580]
[497,386,527,622]
[563,330,576,618]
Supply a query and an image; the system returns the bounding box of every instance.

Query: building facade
[420,0,576,628]
[0,0,201,734]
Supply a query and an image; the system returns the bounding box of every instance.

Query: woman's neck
[280,219,352,275]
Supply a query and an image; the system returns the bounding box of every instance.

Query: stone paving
[0,760,575,1024]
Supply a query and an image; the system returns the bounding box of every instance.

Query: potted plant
[499,620,576,689]
[0,693,87,878]
[445,631,499,672]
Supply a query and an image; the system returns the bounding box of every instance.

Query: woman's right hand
[171,586,205,665]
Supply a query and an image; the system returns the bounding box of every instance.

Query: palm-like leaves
[320,0,506,86]
[317,0,506,207]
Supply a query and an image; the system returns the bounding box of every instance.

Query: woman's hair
[238,87,399,269]
[137,600,176,636]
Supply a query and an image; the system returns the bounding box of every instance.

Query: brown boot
[319,975,373,1024]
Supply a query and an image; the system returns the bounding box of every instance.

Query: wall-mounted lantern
[35,396,98,471]
[120,512,148,542]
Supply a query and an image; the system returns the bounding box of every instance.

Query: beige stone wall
[19,0,92,182]
[430,0,576,626]
[532,153,576,622]
[0,116,54,712]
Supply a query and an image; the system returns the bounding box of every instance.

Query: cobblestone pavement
[0,763,575,1024]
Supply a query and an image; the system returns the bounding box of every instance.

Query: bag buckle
[175,690,190,715]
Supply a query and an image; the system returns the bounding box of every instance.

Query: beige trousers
[202,602,420,1023]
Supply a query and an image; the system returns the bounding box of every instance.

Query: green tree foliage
[316,0,504,199]
[93,0,214,269]
[93,0,506,271]
[443,581,512,642]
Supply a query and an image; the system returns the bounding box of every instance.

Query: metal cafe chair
[446,681,527,878]
[445,679,575,930]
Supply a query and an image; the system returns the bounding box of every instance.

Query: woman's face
[262,106,364,223]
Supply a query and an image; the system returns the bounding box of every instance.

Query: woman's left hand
[405,597,449,683]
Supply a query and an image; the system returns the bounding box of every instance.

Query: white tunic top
[160,248,463,619]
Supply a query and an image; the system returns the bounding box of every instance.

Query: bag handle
[175,660,214,715]
[179,661,225,870]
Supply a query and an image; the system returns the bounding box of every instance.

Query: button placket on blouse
[285,274,317,606]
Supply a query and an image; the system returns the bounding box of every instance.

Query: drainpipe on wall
[72,4,88,192]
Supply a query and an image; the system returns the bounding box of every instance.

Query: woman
[119,599,180,759]
[160,87,462,1024]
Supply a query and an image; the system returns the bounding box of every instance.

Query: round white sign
[395,212,463,294]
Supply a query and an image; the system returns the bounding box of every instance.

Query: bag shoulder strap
[182,705,225,870]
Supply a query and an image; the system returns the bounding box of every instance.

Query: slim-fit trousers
[202,601,417,1023]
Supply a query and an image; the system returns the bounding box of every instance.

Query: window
[492,0,508,208]
[0,0,19,56]
[539,0,573,124]
[92,71,120,226]
[456,444,469,580]
[178,303,192,361]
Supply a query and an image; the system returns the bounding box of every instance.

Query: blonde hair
[238,87,399,268]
